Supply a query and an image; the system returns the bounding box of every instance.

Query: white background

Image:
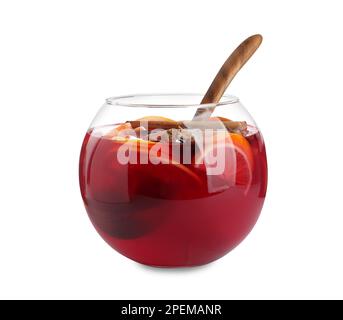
[0,0,342,300]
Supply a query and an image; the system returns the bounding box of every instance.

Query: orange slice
[135,115,177,123]
[229,133,254,186]
[209,116,232,122]
[128,146,204,200]
[194,132,254,192]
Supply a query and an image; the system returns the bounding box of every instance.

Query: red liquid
[79,125,267,267]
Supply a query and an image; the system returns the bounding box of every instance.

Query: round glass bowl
[79,94,267,267]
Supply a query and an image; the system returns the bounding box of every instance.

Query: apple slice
[104,122,134,140]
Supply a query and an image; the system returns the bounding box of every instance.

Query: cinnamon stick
[127,120,247,133]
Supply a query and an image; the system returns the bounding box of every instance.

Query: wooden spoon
[193,34,263,119]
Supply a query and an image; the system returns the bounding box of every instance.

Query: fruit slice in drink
[229,133,254,186]
[131,115,205,199]
[135,116,178,123]
[194,132,253,194]
[128,140,204,200]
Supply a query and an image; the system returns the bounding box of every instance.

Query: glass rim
[105,93,239,108]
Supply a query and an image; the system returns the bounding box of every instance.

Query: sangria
[79,94,267,267]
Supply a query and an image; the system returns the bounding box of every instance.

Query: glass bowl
[79,94,268,267]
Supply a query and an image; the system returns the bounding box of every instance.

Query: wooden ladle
[193,34,263,119]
